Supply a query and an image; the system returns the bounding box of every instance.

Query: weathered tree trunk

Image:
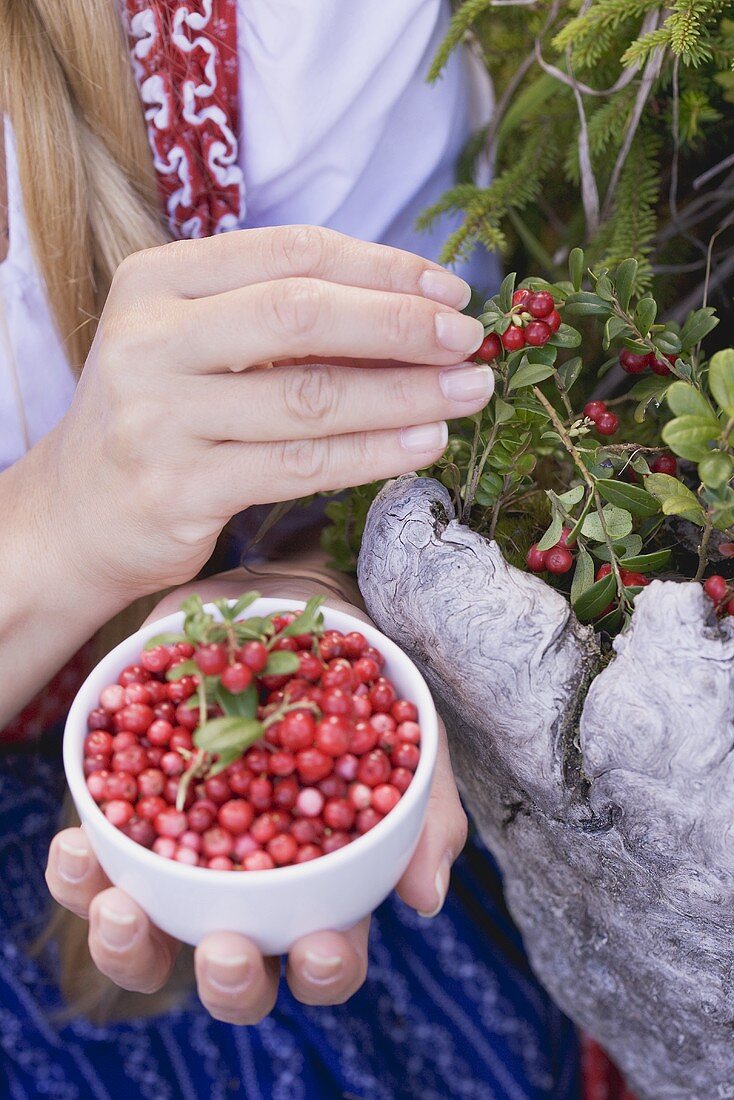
[358,475,734,1100]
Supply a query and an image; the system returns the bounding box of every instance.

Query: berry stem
[694,510,715,582]
[532,386,628,607]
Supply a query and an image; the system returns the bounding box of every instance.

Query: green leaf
[194,716,263,756]
[144,631,186,650]
[494,396,515,424]
[708,350,734,416]
[498,272,516,313]
[654,331,682,357]
[569,248,584,292]
[644,474,706,525]
[563,292,610,317]
[594,605,624,634]
[548,324,582,349]
[537,513,564,552]
[230,592,262,620]
[581,505,633,542]
[618,549,672,572]
[213,598,235,621]
[679,307,718,350]
[180,594,206,618]
[507,361,555,391]
[555,485,585,507]
[592,534,643,562]
[666,381,714,419]
[596,275,614,301]
[571,549,594,605]
[280,595,326,638]
[514,453,537,476]
[166,659,199,681]
[634,297,657,335]
[215,681,259,719]
[264,651,301,676]
[596,479,661,517]
[573,573,616,622]
[698,452,733,489]
[603,316,630,350]
[615,258,638,312]
[556,357,582,390]
[662,415,720,461]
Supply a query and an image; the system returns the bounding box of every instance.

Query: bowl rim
[64,597,438,886]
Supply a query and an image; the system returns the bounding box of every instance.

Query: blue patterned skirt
[0,732,580,1099]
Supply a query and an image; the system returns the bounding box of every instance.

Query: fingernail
[99,903,137,950]
[302,950,343,984]
[400,421,449,454]
[435,312,485,354]
[203,950,251,994]
[418,853,453,919]
[58,838,89,884]
[440,364,495,403]
[420,269,472,310]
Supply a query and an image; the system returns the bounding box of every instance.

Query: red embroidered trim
[123,0,245,238]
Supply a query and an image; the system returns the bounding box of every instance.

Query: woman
[0,1,583,1095]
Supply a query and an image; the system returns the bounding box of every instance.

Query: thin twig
[694,513,714,582]
[602,44,664,221]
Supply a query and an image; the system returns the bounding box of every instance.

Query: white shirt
[0,0,494,471]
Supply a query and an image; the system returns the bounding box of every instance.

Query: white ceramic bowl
[64,598,438,954]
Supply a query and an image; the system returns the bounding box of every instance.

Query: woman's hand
[41,226,489,603]
[45,575,468,1020]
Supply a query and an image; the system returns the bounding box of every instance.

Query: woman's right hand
[44,226,491,603]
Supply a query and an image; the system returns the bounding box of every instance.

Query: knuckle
[266,278,324,340]
[274,225,330,275]
[385,294,419,348]
[282,364,337,425]
[276,437,329,485]
[386,369,416,410]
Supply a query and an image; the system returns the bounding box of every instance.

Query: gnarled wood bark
[358,475,734,1100]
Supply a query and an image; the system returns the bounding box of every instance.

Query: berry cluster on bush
[84,595,422,871]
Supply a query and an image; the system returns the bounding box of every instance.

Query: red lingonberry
[620,571,649,588]
[357,749,391,788]
[319,631,343,661]
[704,575,729,603]
[296,749,333,784]
[351,722,379,755]
[124,818,155,848]
[650,453,677,476]
[140,646,171,674]
[525,321,552,347]
[595,412,619,436]
[512,288,531,306]
[726,598,734,616]
[392,742,421,771]
[174,704,198,732]
[348,781,373,810]
[545,546,574,575]
[526,544,547,572]
[154,808,188,839]
[84,730,113,757]
[248,776,274,811]
[84,755,108,776]
[583,400,607,422]
[396,720,421,744]
[298,652,323,681]
[187,799,218,833]
[87,707,112,732]
[527,291,555,318]
[195,644,228,676]
[334,753,359,781]
[280,710,316,752]
[369,680,397,713]
[391,700,418,724]
[352,656,380,684]
[268,751,296,777]
[172,642,195,659]
[250,813,279,845]
[153,701,176,724]
[371,784,401,816]
[124,683,153,706]
[272,777,299,811]
[321,688,353,717]
[321,661,354,691]
[545,309,562,333]
[501,325,526,351]
[322,831,351,854]
[202,827,234,859]
[342,632,368,659]
[167,676,197,703]
[294,844,322,864]
[220,662,253,694]
[475,333,502,362]
[153,837,177,859]
[118,665,150,687]
[390,767,413,794]
[86,771,110,801]
[137,795,168,822]
[173,845,198,866]
[207,856,234,871]
[596,563,613,580]
[267,832,298,866]
[112,746,149,777]
[218,799,255,836]
[272,636,299,653]
[161,751,185,778]
[100,684,126,713]
[105,772,138,802]
[315,716,352,757]
[356,808,383,834]
[323,797,355,831]
[619,349,650,374]
[352,694,373,720]
[147,719,174,747]
[236,640,268,672]
[649,356,673,376]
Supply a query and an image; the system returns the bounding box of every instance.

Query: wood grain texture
[358,475,734,1099]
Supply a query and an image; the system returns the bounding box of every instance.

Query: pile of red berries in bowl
[64,594,438,953]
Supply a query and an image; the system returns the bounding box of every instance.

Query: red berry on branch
[726,598,734,617]
[527,291,555,318]
[649,356,672,376]
[475,333,502,362]
[526,544,547,572]
[595,563,613,580]
[195,644,228,676]
[525,321,552,347]
[220,662,253,694]
[650,453,677,476]
[545,309,562,333]
[238,641,269,672]
[704,575,729,603]
[619,349,650,374]
[558,527,574,548]
[512,289,531,306]
[583,400,607,422]
[501,325,526,351]
[595,412,619,436]
[545,547,574,575]
[620,570,649,588]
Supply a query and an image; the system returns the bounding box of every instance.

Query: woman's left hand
[46,570,467,1021]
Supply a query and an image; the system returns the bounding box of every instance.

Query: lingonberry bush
[323,250,734,640]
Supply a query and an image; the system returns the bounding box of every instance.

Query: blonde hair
[0,0,167,374]
[2,0,183,1018]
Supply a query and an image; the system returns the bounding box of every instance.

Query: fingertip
[195,933,278,1025]
[287,923,368,1006]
